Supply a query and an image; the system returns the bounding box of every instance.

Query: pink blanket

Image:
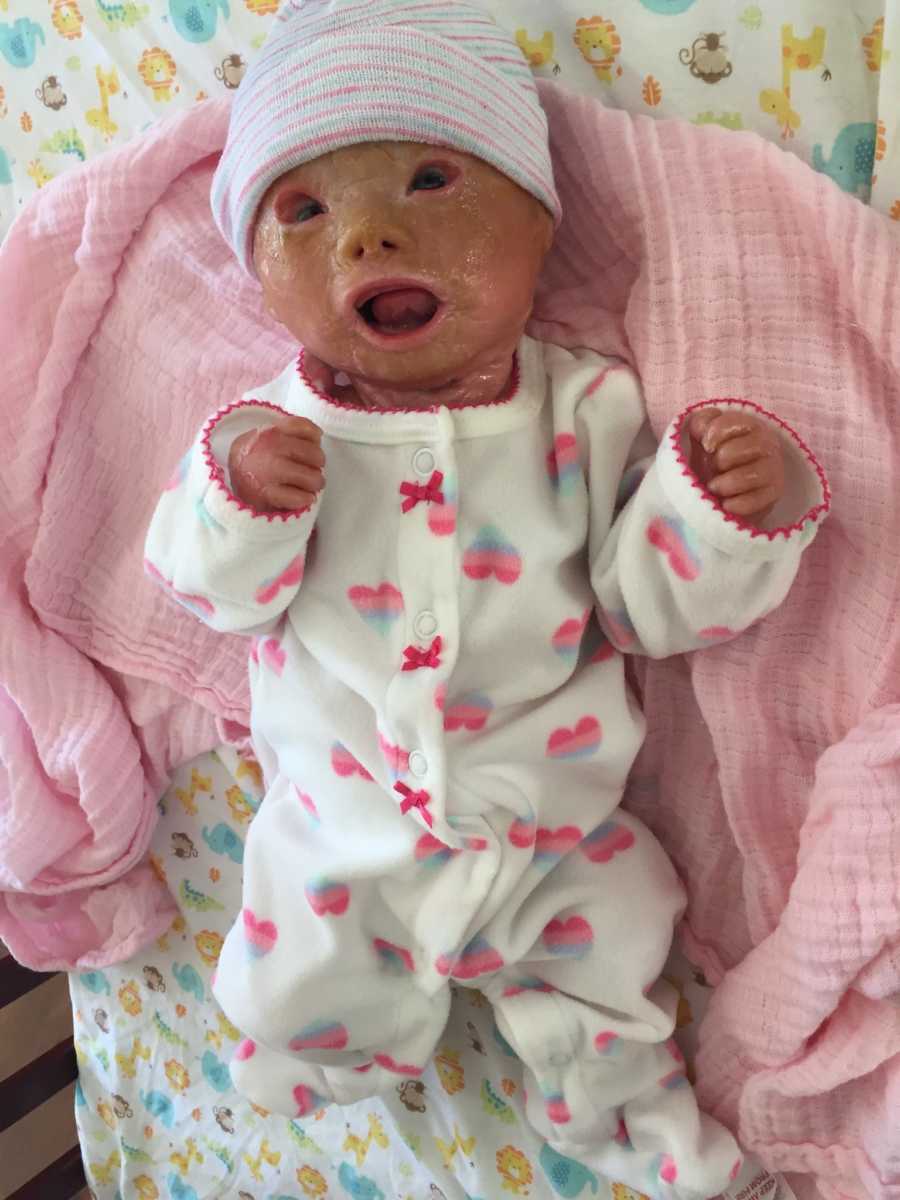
[2,87,899,1196]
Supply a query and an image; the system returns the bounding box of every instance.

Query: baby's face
[252,141,554,394]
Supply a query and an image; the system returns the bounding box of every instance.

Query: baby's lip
[348,277,442,311]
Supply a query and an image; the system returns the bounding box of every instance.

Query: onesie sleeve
[143,400,320,636]
[578,373,830,659]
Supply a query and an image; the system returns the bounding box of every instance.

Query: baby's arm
[144,401,324,636]
[575,365,829,658]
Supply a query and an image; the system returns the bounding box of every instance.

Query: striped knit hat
[211,0,560,275]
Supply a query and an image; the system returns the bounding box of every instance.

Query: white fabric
[144,336,826,1199]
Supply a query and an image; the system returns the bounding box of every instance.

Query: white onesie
[145,336,828,1200]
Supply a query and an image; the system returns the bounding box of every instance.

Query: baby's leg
[216,907,451,1115]
[223,974,450,1116]
[482,808,741,1200]
[212,786,451,1116]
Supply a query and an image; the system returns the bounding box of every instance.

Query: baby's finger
[278,434,326,470]
[275,415,323,442]
[699,411,770,455]
[688,408,721,444]
[706,461,778,499]
[266,482,317,511]
[275,459,325,495]
[721,485,780,519]
[710,433,778,474]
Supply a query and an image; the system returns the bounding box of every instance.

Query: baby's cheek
[253,211,290,277]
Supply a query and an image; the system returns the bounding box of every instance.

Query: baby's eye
[275,192,325,224]
[410,165,455,192]
[291,198,325,223]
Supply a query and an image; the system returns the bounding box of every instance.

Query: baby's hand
[228,415,325,512]
[688,407,784,526]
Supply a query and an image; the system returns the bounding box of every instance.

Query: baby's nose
[338,217,410,263]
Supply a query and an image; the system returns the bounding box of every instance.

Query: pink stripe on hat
[230,44,549,152]
[229,53,549,178]
[211,0,560,275]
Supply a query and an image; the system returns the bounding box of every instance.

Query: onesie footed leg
[521,1036,741,1199]
[536,1077,741,1200]
[484,805,741,1200]
[609,1088,743,1200]
[511,1035,740,1200]
[222,980,451,1117]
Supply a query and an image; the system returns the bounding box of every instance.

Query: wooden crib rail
[0,946,88,1200]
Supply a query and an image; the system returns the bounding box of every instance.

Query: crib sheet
[1,0,900,244]
[71,747,724,1200]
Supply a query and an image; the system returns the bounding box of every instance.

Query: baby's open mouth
[356,287,440,335]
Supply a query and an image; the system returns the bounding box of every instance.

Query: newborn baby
[145,2,830,1196]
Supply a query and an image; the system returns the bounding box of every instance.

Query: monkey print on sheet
[679,33,733,84]
[215,54,246,89]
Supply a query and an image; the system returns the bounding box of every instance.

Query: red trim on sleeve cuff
[200,399,314,523]
[671,399,831,541]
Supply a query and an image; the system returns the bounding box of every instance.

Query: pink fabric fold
[1,88,898,1195]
